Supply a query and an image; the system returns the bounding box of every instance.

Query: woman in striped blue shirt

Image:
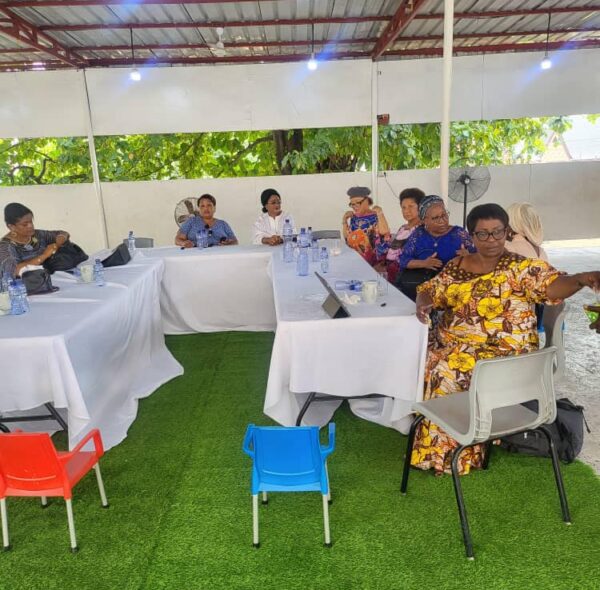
[175,194,238,248]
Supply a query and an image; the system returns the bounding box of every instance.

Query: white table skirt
[143,245,427,433]
[0,256,183,450]
[142,246,275,334]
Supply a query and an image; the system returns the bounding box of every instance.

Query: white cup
[330,238,342,256]
[80,265,94,283]
[0,291,10,312]
[362,280,378,304]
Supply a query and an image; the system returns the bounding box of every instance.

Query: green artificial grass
[2,332,599,590]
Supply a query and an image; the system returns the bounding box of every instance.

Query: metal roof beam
[388,38,600,56]
[2,0,268,5]
[371,0,428,59]
[396,27,600,43]
[0,6,85,66]
[38,16,390,32]
[414,7,600,20]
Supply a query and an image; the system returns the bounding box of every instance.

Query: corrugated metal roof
[0,1,598,70]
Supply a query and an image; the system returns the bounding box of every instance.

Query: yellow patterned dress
[412,252,563,475]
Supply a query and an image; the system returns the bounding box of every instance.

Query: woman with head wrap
[0,202,70,278]
[252,188,296,246]
[396,195,475,301]
[342,186,391,268]
[505,202,548,261]
[412,203,600,476]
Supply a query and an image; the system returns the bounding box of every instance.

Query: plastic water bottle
[320,247,329,273]
[296,246,309,277]
[15,278,30,312]
[311,238,319,262]
[298,228,308,248]
[8,280,24,315]
[94,258,105,287]
[127,230,136,257]
[306,226,313,244]
[282,217,294,263]
[207,229,214,247]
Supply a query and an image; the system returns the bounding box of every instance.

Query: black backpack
[501,398,590,464]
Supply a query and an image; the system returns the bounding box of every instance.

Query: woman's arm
[342,211,353,241]
[372,206,390,236]
[415,291,434,324]
[545,271,600,300]
[175,230,194,248]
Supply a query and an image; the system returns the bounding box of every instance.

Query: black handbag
[395,268,437,302]
[101,243,131,268]
[43,241,88,273]
[21,269,59,295]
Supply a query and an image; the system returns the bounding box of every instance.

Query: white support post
[371,61,379,203]
[81,70,109,249]
[440,0,455,202]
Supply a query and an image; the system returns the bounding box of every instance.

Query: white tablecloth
[142,245,428,433]
[264,248,428,432]
[142,246,275,334]
[0,256,183,450]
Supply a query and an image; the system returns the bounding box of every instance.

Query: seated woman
[252,189,295,246]
[505,202,548,261]
[0,203,69,278]
[175,194,237,248]
[385,187,425,284]
[396,195,474,301]
[342,186,391,268]
[414,203,600,476]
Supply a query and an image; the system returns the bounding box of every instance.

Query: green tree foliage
[0,115,586,186]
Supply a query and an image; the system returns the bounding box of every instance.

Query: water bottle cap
[300,228,306,233]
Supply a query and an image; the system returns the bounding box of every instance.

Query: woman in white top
[252,188,295,246]
[505,202,548,261]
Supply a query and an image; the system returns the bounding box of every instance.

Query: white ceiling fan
[208,27,227,57]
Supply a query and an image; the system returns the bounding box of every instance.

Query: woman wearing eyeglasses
[396,195,474,301]
[342,186,391,268]
[252,188,296,246]
[412,203,600,476]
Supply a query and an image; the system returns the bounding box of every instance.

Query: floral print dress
[346,212,389,266]
[412,252,563,475]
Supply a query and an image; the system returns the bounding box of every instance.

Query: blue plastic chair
[242,423,335,548]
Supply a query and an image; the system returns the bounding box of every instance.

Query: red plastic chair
[0,429,108,552]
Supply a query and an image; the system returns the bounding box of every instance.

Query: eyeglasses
[349,198,367,208]
[267,199,281,205]
[472,228,507,241]
[427,210,450,223]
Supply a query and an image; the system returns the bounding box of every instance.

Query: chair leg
[482,442,493,470]
[261,491,268,505]
[322,495,332,547]
[65,499,78,553]
[325,462,332,504]
[252,495,260,548]
[400,414,425,494]
[538,426,571,524]
[41,496,49,508]
[93,464,109,508]
[451,445,475,560]
[1,498,10,551]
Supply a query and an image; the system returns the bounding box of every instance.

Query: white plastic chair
[542,302,567,381]
[311,230,341,240]
[121,237,154,248]
[401,347,571,559]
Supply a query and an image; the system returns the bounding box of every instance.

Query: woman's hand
[180,240,194,249]
[415,294,434,324]
[262,235,282,246]
[55,234,68,247]
[576,271,600,291]
[455,245,469,257]
[42,243,59,260]
[421,253,443,270]
[343,211,353,224]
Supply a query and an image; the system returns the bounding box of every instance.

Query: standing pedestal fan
[174,198,197,226]
[448,164,491,227]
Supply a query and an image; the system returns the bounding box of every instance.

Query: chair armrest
[321,423,336,457]
[64,429,104,460]
[242,424,255,458]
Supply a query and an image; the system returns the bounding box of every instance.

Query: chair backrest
[0,433,65,495]
[312,230,341,240]
[122,237,154,248]
[542,302,567,380]
[467,347,557,443]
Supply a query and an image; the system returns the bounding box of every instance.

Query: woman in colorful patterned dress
[413,203,600,475]
[342,186,391,268]
[385,187,425,284]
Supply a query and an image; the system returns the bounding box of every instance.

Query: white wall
[2,162,596,251]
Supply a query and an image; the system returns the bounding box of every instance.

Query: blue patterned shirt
[179,217,236,247]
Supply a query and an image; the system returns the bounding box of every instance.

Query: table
[144,245,428,433]
[0,256,183,450]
